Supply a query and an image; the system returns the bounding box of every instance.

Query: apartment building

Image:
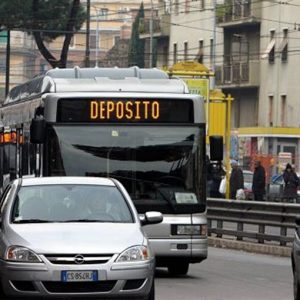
[163,0,300,171]
[0,31,37,101]
[169,0,223,68]
[139,0,170,68]
[37,0,153,69]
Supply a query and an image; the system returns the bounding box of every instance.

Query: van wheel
[168,262,189,276]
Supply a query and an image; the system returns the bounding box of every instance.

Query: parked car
[267,173,300,202]
[291,216,300,300]
[0,177,162,299]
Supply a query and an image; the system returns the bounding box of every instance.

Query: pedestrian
[283,163,299,203]
[252,160,266,201]
[209,161,226,198]
[229,160,244,199]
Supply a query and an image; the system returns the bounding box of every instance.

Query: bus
[0,67,220,275]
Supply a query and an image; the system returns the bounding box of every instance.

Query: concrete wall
[259,3,300,128]
[169,0,223,68]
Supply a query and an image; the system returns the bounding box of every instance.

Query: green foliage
[128,2,145,68]
[216,3,231,22]
[0,0,86,42]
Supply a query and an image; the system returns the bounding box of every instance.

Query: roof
[5,67,189,104]
[19,176,115,187]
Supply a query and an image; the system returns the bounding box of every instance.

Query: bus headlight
[176,225,207,236]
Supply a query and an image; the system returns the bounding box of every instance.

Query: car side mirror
[296,216,300,227]
[140,211,163,226]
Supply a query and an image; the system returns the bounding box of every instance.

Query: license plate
[61,270,98,282]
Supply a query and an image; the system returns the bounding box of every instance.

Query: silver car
[0,177,162,299]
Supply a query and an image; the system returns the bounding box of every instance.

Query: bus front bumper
[149,237,207,264]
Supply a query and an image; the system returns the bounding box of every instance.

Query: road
[3,247,293,300]
[156,247,293,300]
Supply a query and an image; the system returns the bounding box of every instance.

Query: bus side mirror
[30,118,46,144]
[210,135,223,161]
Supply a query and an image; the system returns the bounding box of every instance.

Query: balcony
[139,14,170,39]
[217,0,261,27]
[215,60,260,88]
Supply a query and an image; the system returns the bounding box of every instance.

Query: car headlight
[116,246,150,262]
[5,246,42,263]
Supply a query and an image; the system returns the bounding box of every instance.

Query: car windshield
[11,184,133,223]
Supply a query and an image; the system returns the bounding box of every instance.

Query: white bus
[0,67,219,275]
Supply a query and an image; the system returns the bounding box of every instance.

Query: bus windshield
[47,125,205,214]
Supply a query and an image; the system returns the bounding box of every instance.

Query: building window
[200,0,205,9]
[281,95,286,126]
[210,38,214,65]
[184,41,188,61]
[0,31,7,44]
[174,0,179,14]
[197,40,204,63]
[90,33,97,50]
[100,8,108,20]
[269,95,273,126]
[173,43,177,64]
[262,30,275,63]
[114,36,120,45]
[280,29,288,63]
[185,0,190,13]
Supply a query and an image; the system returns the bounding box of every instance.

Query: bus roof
[5,67,189,104]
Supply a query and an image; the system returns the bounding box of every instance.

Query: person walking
[229,160,244,199]
[283,163,299,203]
[252,160,266,201]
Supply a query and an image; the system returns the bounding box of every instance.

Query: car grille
[42,281,117,293]
[44,254,113,265]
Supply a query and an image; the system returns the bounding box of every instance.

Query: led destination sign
[57,98,194,123]
[90,100,160,120]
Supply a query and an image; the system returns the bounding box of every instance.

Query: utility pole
[85,0,90,67]
[211,0,217,89]
[95,7,99,67]
[149,0,153,68]
[5,29,10,97]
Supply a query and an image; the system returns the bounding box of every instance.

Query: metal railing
[216,60,260,86]
[207,198,298,247]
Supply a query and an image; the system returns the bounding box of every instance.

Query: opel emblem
[74,254,85,265]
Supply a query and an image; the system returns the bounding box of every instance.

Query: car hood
[6,223,144,254]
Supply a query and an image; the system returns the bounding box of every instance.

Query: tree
[128,2,145,68]
[0,0,86,68]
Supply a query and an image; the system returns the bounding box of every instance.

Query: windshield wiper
[13,219,53,224]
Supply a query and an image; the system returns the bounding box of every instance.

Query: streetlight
[149,0,153,68]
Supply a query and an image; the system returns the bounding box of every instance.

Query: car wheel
[294,268,300,300]
[168,262,189,276]
[139,279,155,300]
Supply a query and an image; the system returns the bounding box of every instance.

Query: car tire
[139,279,155,300]
[294,268,300,300]
[0,279,7,299]
[168,262,189,276]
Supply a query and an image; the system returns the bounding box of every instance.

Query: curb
[208,237,291,257]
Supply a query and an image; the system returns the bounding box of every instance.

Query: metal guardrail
[207,198,299,247]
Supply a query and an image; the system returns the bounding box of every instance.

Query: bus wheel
[168,262,189,276]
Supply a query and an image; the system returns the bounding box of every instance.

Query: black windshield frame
[44,124,206,214]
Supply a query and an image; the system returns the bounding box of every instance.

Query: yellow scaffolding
[165,61,234,198]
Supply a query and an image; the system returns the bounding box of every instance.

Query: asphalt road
[2,247,293,300]
[156,247,293,300]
